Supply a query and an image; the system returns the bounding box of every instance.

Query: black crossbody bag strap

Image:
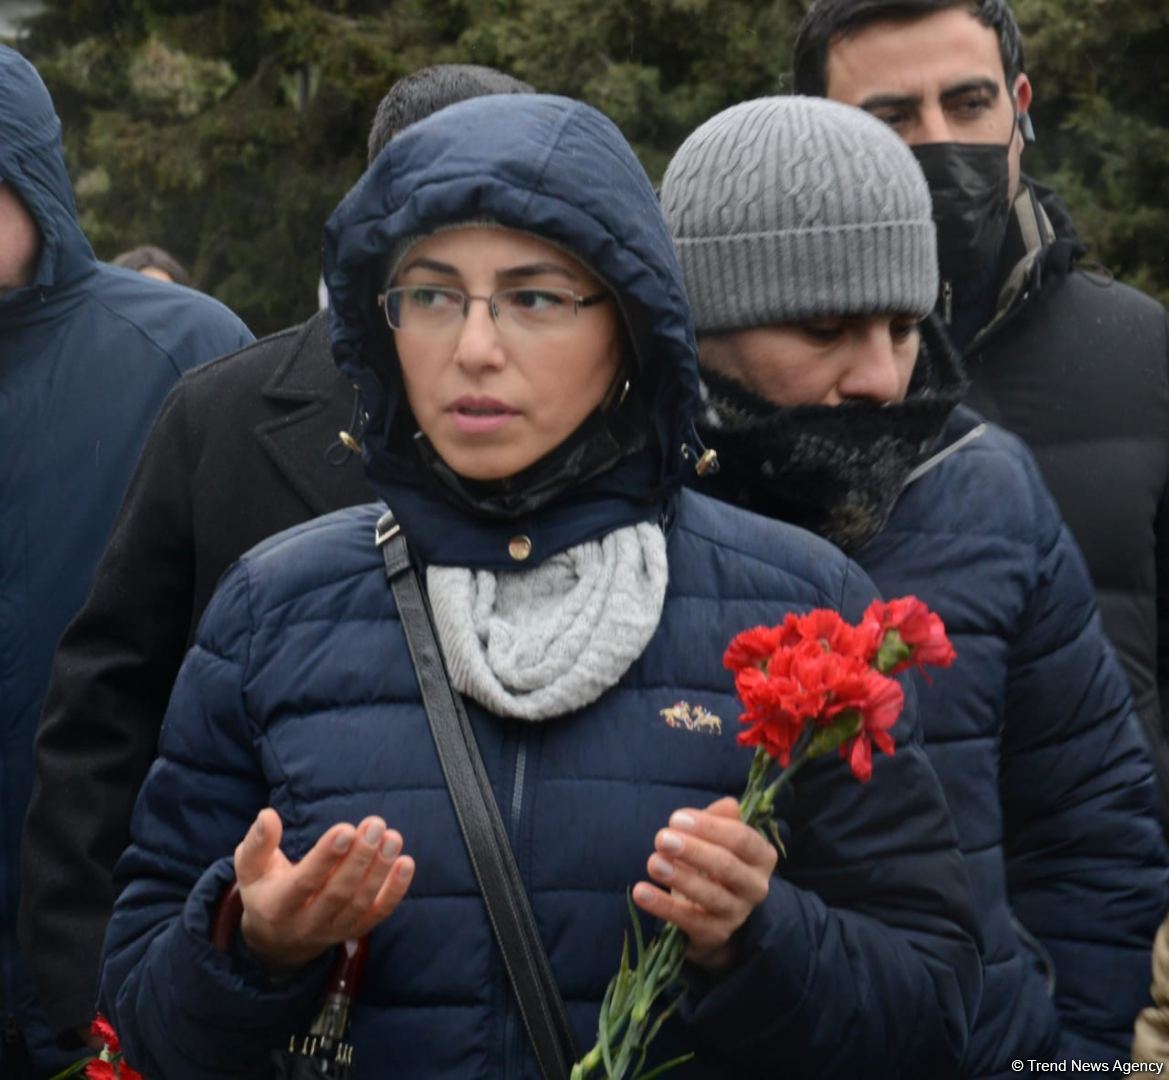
[376,510,576,1080]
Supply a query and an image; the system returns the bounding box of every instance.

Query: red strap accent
[327,935,370,998]
[210,881,244,952]
[209,879,370,998]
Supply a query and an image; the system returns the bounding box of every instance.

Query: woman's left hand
[632,796,778,974]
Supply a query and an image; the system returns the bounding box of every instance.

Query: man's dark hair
[792,0,1025,98]
[367,64,534,164]
[111,244,191,287]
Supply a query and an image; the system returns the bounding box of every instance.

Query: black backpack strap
[376,510,576,1080]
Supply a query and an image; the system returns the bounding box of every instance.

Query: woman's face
[391,227,623,482]
[698,316,920,407]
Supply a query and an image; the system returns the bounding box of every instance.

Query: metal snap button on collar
[508,535,533,562]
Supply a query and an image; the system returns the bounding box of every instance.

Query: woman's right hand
[233,807,415,974]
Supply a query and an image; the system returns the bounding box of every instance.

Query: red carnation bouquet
[572,597,955,1079]
[49,1015,143,1080]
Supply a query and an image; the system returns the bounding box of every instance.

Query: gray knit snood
[427,523,668,720]
[661,96,938,332]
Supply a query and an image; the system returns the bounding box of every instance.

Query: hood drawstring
[325,388,369,466]
[681,425,719,477]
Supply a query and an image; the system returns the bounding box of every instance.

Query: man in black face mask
[795,0,1169,828]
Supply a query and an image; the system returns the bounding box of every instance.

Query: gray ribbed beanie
[661,96,937,333]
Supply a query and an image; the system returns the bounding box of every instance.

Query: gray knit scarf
[427,523,668,720]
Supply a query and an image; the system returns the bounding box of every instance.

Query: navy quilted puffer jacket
[0,46,251,1070]
[854,406,1169,1076]
[99,95,981,1078]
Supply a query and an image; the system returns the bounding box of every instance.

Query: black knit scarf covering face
[695,316,966,553]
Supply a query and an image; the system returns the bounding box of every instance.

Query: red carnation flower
[836,669,906,782]
[84,1062,117,1080]
[723,623,792,674]
[863,596,956,674]
[733,664,805,765]
[90,1014,120,1054]
[789,608,880,663]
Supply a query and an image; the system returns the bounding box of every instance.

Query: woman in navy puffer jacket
[99,95,980,1078]
[663,96,1169,1077]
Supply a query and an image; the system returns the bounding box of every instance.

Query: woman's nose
[452,299,506,371]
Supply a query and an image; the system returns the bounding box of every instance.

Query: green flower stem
[47,1060,92,1080]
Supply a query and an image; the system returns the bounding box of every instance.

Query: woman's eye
[408,287,456,309]
[506,289,567,312]
[891,320,919,342]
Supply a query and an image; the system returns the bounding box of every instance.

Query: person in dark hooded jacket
[98,93,981,1078]
[0,46,252,1076]
[19,62,531,1061]
[661,94,1168,1077]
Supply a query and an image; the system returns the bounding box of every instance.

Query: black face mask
[913,128,1014,287]
[694,315,966,553]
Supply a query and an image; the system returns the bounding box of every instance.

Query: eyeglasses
[378,285,610,337]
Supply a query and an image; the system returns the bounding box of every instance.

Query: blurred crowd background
[2,0,1165,340]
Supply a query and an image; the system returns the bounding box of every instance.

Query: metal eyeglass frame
[376,286,610,332]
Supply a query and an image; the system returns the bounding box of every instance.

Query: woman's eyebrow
[497,262,578,283]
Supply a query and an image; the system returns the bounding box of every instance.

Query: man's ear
[1013,74,1033,118]
[1011,74,1034,147]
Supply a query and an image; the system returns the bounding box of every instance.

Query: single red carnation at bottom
[90,1015,120,1054]
[85,1062,118,1080]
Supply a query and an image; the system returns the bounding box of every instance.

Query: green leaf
[637,1052,697,1080]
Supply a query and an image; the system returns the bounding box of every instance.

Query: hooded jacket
[99,95,980,1078]
[0,45,252,1070]
[853,405,1167,1075]
[960,179,1169,824]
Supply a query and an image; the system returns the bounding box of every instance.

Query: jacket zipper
[511,738,528,838]
[942,280,953,325]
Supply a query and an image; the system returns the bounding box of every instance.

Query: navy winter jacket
[100,95,980,1078]
[854,406,1169,1076]
[0,46,251,1069]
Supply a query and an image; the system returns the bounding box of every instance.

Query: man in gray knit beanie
[661,94,955,550]
[662,94,1169,1076]
[662,95,936,337]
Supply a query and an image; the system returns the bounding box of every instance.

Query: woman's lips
[446,396,520,435]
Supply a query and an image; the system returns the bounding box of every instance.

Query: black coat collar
[256,309,370,516]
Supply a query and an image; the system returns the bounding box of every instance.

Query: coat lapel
[256,309,372,516]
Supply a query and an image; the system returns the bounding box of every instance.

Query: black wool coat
[18,310,370,1039]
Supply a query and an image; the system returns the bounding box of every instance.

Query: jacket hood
[0,46,95,303]
[322,94,701,567]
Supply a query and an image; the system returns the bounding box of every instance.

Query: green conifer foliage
[12,0,1166,333]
